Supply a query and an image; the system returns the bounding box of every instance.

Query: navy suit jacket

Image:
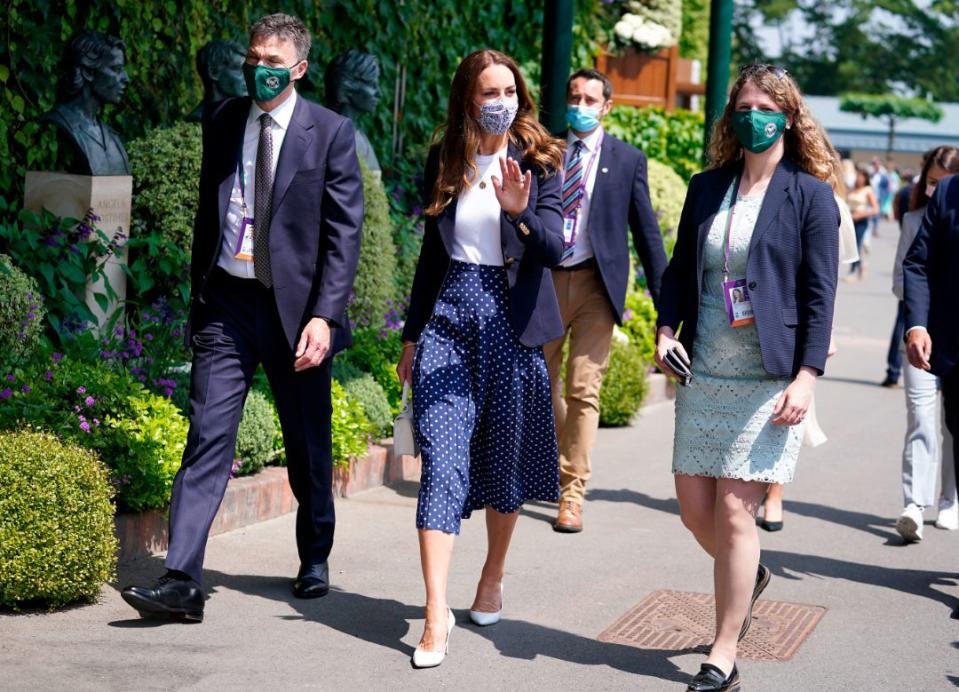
[187,95,364,355]
[656,158,839,377]
[903,175,959,377]
[569,131,667,317]
[402,143,565,348]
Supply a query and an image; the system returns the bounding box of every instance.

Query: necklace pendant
[479,181,487,190]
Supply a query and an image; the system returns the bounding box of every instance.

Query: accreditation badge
[722,277,755,327]
[234,216,256,262]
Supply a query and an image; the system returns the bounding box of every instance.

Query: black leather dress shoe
[686,663,741,691]
[739,562,771,640]
[292,562,330,599]
[121,573,205,622]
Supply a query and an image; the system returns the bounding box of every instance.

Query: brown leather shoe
[554,500,583,533]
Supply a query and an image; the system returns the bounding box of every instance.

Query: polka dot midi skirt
[412,260,559,534]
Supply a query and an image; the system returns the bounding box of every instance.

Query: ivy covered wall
[0,0,611,209]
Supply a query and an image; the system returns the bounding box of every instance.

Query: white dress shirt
[218,89,298,278]
[560,126,604,267]
[450,148,506,266]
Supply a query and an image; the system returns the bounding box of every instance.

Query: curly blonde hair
[706,65,837,182]
[425,49,564,217]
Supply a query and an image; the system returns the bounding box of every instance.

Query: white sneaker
[935,501,959,531]
[896,503,924,542]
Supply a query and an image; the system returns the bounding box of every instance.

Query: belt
[553,257,595,272]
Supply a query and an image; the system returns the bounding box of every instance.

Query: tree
[839,93,944,158]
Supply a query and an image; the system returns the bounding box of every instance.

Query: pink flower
[84,396,96,407]
[79,421,91,432]
[76,386,86,394]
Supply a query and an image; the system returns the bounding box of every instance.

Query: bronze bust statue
[39,30,130,176]
[186,39,248,122]
[324,50,382,172]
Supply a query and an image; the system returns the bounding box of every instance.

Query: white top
[560,126,604,267]
[218,89,298,278]
[893,207,924,301]
[836,195,859,269]
[450,148,506,266]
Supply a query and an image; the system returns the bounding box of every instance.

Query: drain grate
[597,590,826,662]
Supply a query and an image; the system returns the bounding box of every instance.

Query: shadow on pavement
[587,488,680,516]
[775,500,900,542]
[763,549,959,614]
[110,556,690,685]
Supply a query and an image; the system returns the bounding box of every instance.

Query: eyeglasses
[739,63,789,80]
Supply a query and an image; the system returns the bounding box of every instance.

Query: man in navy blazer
[122,13,363,622]
[904,176,959,576]
[544,68,667,533]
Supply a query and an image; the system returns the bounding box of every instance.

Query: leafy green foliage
[342,373,393,438]
[599,338,649,427]
[0,430,118,610]
[0,254,45,370]
[338,327,403,410]
[839,93,943,122]
[620,289,658,365]
[680,0,710,66]
[0,204,119,339]
[646,158,686,256]
[0,355,187,511]
[234,389,278,477]
[330,379,369,469]
[604,106,704,182]
[352,161,398,329]
[126,122,202,305]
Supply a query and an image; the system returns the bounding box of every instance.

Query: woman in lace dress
[655,65,840,691]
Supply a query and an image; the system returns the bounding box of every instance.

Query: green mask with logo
[243,62,293,102]
[731,110,787,153]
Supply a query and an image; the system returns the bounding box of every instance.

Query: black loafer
[687,663,741,691]
[121,572,205,622]
[739,562,771,640]
[293,561,330,599]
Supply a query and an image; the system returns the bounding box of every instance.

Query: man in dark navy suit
[904,176,959,590]
[122,13,363,621]
[544,68,667,533]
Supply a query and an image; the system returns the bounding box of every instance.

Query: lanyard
[236,144,250,215]
[722,176,742,277]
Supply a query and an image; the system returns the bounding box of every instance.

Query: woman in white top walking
[396,49,565,668]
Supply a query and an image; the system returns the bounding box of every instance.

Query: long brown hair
[425,49,564,217]
[909,145,959,211]
[707,65,838,182]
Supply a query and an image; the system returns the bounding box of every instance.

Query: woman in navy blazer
[655,65,839,691]
[396,49,565,669]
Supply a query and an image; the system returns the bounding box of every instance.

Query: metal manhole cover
[598,590,826,662]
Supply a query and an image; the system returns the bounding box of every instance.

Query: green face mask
[731,110,787,153]
[242,62,294,102]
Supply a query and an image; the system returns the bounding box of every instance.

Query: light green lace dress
[672,182,804,483]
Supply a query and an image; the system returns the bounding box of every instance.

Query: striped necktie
[562,140,585,217]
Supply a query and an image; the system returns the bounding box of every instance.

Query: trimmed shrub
[0,254,44,369]
[338,327,404,411]
[647,158,686,242]
[604,105,704,182]
[0,431,118,610]
[331,379,370,469]
[343,374,393,438]
[621,289,658,365]
[599,339,649,427]
[234,389,278,477]
[352,160,399,329]
[0,355,187,511]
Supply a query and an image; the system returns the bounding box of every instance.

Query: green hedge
[0,430,118,610]
[604,106,704,182]
[352,161,398,329]
[330,378,369,468]
[599,338,649,427]
[234,388,278,477]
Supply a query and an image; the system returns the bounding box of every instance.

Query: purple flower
[21,385,31,394]
[4,374,13,382]
[0,389,11,399]
[163,387,174,397]
[51,352,63,363]
[93,418,100,426]
[76,386,86,394]
[623,309,634,322]
[85,396,96,407]
[79,421,91,433]
[44,370,54,381]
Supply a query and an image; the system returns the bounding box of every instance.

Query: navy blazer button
[748,281,757,289]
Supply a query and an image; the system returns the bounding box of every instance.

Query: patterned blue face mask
[476,98,518,135]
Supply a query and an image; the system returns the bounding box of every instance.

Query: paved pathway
[3,220,957,690]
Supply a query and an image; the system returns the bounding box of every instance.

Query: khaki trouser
[543,265,615,506]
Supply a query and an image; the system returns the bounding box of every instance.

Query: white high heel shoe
[469,583,503,626]
[412,608,455,669]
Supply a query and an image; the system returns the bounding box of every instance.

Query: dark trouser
[886,300,906,381]
[165,269,335,584]
[850,219,869,273]
[942,365,959,502]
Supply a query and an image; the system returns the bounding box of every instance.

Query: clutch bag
[663,347,693,387]
[392,383,419,458]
